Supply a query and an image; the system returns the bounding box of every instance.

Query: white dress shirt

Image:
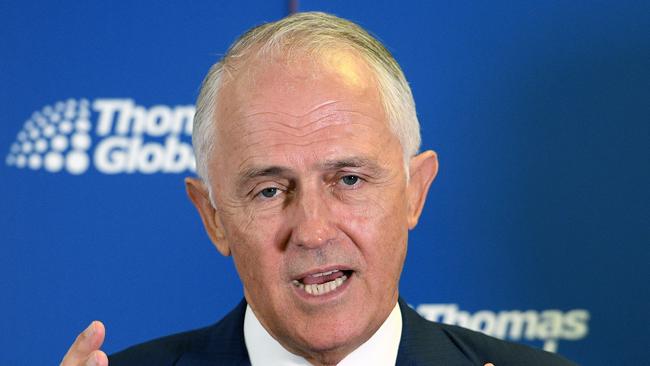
[244,303,402,366]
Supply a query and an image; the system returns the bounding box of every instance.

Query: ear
[406,150,439,229]
[185,177,231,256]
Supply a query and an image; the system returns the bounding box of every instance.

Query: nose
[288,187,338,249]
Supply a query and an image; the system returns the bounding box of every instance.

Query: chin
[292,314,371,355]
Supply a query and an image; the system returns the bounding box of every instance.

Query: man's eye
[259,187,279,198]
[340,175,360,186]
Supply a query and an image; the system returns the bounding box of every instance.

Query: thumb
[60,321,106,366]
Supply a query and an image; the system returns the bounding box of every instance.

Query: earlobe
[185,177,231,256]
[407,150,439,229]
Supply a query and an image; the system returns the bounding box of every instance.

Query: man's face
[188,50,437,363]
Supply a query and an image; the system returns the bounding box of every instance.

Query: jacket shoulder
[109,325,214,366]
[109,300,248,366]
[397,299,577,366]
[435,321,577,366]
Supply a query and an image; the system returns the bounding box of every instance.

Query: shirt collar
[244,302,402,366]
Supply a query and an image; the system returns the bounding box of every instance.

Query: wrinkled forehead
[217,47,384,122]
[207,48,400,172]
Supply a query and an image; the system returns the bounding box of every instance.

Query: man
[61,12,575,366]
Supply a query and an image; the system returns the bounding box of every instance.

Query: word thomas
[94,99,195,174]
[417,303,589,352]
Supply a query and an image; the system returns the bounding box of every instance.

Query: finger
[60,321,106,366]
[83,350,108,366]
[484,363,495,366]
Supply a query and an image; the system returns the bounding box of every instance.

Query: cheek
[345,181,409,228]
[225,215,286,290]
[340,186,409,265]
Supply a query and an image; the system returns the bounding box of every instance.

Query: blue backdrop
[1,1,648,365]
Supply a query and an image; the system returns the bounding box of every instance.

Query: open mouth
[291,269,354,296]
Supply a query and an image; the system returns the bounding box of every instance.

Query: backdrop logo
[5,98,196,175]
[417,304,590,353]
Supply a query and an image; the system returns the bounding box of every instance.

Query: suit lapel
[176,352,250,366]
[396,298,476,366]
[176,299,251,366]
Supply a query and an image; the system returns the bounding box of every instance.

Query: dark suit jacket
[110,298,576,365]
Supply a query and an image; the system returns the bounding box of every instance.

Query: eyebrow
[320,157,381,172]
[238,166,292,184]
[236,157,384,187]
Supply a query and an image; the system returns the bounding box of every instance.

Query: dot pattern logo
[6,99,92,174]
[6,98,196,175]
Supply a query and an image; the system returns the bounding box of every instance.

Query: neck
[245,299,403,366]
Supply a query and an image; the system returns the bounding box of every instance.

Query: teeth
[292,275,348,296]
[311,269,340,278]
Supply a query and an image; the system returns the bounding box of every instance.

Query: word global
[5,98,196,175]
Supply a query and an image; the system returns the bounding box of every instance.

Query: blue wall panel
[1,1,648,365]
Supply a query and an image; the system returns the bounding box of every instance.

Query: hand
[60,321,108,366]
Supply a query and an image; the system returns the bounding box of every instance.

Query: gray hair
[193,11,421,185]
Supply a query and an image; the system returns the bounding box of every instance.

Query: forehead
[221,48,383,119]
[212,49,399,174]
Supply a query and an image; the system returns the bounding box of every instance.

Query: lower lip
[292,272,354,302]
